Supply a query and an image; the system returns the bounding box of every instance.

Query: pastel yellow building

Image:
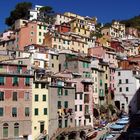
[32,81,49,140]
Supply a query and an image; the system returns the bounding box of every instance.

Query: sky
[0,0,140,32]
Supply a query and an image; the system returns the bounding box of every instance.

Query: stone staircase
[50,125,92,140]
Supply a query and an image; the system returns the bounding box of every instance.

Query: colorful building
[0,62,33,139]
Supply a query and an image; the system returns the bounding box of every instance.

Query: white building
[114,69,140,114]
[29,5,43,21]
[55,13,72,25]
[101,21,125,39]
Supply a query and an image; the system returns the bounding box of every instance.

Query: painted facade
[0,63,33,139]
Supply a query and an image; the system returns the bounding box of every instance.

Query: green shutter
[0,108,3,116]
[0,92,4,100]
[65,90,68,96]
[100,80,102,86]
[58,88,62,96]
[35,108,38,115]
[43,95,46,101]
[17,66,22,73]
[57,101,61,109]
[3,127,8,137]
[25,107,29,116]
[14,126,19,136]
[12,108,17,113]
[83,62,85,68]
[44,26,46,30]
[0,77,4,85]
[13,76,18,84]
[25,77,30,85]
[35,95,38,101]
[64,101,68,108]
[44,108,47,115]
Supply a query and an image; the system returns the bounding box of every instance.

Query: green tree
[5,2,32,27]
[38,6,55,24]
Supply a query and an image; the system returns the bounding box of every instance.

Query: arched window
[14,123,19,137]
[3,123,8,138]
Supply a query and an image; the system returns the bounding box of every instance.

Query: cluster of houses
[0,5,140,140]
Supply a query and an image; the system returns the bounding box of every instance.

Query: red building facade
[0,63,33,139]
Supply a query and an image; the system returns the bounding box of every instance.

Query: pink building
[16,21,37,50]
[15,21,48,50]
[0,62,33,139]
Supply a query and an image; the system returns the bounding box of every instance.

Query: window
[80,105,82,111]
[35,83,39,88]
[119,87,122,92]
[56,56,59,60]
[75,105,77,111]
[75,93,77,99]
[126,79,128,83]
[24,92,29,100]
[100,80,102,86]
[25,77,30,86]
[39,39,41,43]
[39,25,41,29]
[13,76,18,86]
[14,123,19,137]
[52,63,54,68]
[0,92,4,101]
[64,101,68,108]
[35,95,39,101]
[84,84,89,92]
[13,92,17,101]
[80,93,83,100]
[30,31,34,35]
[0,107,3,116]
[43,95,46,101]
[12,107,17,117]
[119,79,122,84]
[118,72,121,76]
[57,101,61,109]
[126,87,129,92]
[3,123,8,138]
[106,74,108,79]
[83,62,89,68]
[0,76,4,85]
[65,119,68,127]
[84,94,89,103]
[34,108,38,115]
[25,107,29,117]
[41,83,46,89]
[39,32,41,36]
[44,108,47,115]
[54,38,56,41]
[65,90,68,96]
[51,55,54,59]
[44,26,46,30]
[58,88,63,96]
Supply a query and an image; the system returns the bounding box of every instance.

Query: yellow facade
[70,19,90,37]
[32,82,49,140]
[37,24,48,45]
